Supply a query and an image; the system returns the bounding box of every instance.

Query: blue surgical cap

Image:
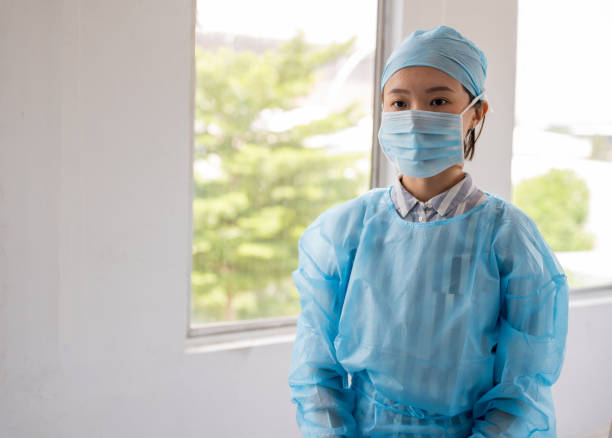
[380,25,487,98]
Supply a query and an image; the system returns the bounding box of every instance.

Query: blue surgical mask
[378,92,484,178]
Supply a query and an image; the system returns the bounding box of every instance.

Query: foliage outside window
[513,168,594,252]
[192,34,370,324]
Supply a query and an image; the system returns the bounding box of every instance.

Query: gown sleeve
[469,207,569,437]
[288,203,361,437]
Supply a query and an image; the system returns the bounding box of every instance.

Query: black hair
[462,86,486,161]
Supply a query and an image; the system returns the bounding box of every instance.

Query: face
[381,66,487,141]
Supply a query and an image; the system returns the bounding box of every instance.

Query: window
[512,0,612,291]
[190,0,378,338]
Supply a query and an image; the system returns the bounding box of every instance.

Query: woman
[288,25,568,437]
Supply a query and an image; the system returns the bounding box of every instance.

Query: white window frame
[186,0,400,350]
[187,0,612,350]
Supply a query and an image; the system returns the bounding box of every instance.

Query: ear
[471,100,489,129]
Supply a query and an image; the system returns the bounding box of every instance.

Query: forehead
[383,66,463,94]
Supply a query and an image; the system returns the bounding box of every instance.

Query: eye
[391,100,407,109]
[431,98,448,106]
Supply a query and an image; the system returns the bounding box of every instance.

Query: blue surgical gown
[288,186,569,437]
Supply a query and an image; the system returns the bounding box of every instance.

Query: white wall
[554,293,612,437]
[0,1,609,437]
[0,1,295,436]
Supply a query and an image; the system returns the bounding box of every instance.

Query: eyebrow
[387,86,455,94]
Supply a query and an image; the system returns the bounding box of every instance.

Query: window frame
[186,0,392,347]
[187,0,611,350]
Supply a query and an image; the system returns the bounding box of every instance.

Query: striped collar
[391,172,478,218]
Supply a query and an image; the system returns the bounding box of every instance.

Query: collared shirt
[390,172,488,223]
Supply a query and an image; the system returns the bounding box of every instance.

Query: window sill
[184,286,612,353]
[185,316,297,353]
[570,285,612,308]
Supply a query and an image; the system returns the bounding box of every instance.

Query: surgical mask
[378,92,485,178]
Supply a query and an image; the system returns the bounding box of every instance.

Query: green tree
[192,33,369,323]
[512,168,594,252]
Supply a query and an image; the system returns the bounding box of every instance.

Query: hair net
[380,25,488,97]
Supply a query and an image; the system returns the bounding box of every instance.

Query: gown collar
[391,172,478,218]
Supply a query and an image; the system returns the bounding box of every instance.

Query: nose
[410,100,428,111]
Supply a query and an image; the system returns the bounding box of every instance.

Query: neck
[400,165,465,202]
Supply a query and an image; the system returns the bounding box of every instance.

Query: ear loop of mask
[459,90,486,117]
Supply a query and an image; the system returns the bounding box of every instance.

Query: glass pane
[513,0,612,290]
[192,0,377,324]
